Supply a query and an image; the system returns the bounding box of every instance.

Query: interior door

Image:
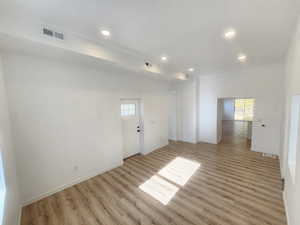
[121,99,141,159]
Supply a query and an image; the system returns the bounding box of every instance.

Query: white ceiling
[0,0,299,75]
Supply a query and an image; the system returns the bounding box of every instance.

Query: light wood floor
[21,141,287,225]
[220,120,252,149]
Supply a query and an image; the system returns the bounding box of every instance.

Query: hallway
[220,120,251,149]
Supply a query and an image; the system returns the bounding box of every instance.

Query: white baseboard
[22,161,122,206]
[23,142,170,206]
[142,143,169,155]
[283,190,290,225]
[197,138,218,144]
[180,139,198,144]
[250,147,279,156]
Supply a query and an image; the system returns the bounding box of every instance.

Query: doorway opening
[168,91,177,142]
[218,98,255,149]
[120,99,143,159]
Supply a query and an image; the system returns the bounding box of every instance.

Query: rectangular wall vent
[43,28,53,37]
[43,27,64,40]
[54,32,64,40]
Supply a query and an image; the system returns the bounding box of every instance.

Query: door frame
[168,91,178,141]
[217,97,256,145]
[120,98,144,158]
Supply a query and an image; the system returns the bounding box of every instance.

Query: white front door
[121,99,141,158]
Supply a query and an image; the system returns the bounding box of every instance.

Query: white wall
[168,91,177,141]
[281,15,300,225]
[173,78,197,143]
[198,63,284,155]
[217,99,223,143]
[0,54,20,225]
[222,98,235,120]
[2,52,170,205]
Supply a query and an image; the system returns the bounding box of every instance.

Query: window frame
[234,98,255,121]
[288,95,300,183]
[121,103,136,117]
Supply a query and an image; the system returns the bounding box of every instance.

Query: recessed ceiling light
[238,54,247,62]
[188,68,195,72]
[224,29,236,40]
[161,56,168,62]
[101,30,110,37]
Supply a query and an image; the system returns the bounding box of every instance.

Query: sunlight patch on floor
[139,157,200,205]
[158,157,200,186]
[139,175,179,205]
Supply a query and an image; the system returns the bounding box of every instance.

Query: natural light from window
[288,95,300,183]
[234,98,255,121]
[139,157,200,205]
[0,152,6,225]
[139,175,179,205]
[121,104,136,117]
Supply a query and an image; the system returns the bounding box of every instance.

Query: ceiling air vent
[43,27,64,40]
[54,31,64,40]
[43,28,53,37]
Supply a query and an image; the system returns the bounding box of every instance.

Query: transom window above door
[121,104,136,117]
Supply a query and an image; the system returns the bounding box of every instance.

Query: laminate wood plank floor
[21,141,287,225]
[220,120,252,149]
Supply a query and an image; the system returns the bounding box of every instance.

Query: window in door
[234,98,255,121]
[288,95,300,183]
[121,104,136,117]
